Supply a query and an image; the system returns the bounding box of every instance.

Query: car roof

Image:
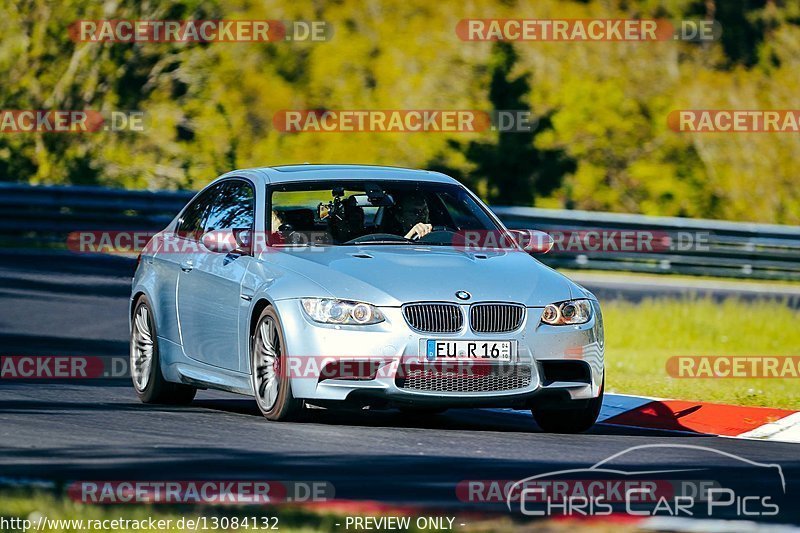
[222,164,458,185]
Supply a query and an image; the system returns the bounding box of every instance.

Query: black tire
[131,296,196,405]
[251,306,303,421]
[532,377,604,433]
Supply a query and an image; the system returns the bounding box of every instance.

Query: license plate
[425,340,514,362]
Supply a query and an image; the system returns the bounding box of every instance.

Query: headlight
[300,298,385,325]
[541,299,593,325]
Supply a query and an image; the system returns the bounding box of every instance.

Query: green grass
[603,296,800,409]
[560,268,800,287]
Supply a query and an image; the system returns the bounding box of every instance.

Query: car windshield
[269,180,500,246]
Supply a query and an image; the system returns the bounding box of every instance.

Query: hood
[262,245,577,307]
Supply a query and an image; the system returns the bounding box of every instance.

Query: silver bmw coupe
[130,164,605,432]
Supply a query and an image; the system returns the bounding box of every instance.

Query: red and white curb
[601,394,800,442]
[491,393,800,443]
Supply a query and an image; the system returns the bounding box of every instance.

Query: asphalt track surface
[1,251,799,524]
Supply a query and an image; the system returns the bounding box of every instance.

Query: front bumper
[274,299,604,408]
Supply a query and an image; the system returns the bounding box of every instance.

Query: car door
[177,179,255,371]
[153,186,216,344]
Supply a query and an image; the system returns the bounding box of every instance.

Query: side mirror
[508,229,554,254]
[202,229,249,254]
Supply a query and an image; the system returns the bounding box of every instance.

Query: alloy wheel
[131,304,154,391]
[254,316,281,410]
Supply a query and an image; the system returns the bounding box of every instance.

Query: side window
[204,180,255,232]
[176,186,217,240]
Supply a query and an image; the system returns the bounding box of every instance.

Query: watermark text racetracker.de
[0,356,129,379]
[69,480,333,505]
[456,18,720,42]
[0,354,578,381]
[65,229,710,255]
[668,110,800,133]
[460,478,716,504]
[0,110,144,133]
[667,355,800,378]
[273,110,536,133]
[69,20,331,43]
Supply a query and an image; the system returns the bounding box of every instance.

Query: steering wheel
[430,224,458,233]
[412,224,458,241]
[344,233,411,244]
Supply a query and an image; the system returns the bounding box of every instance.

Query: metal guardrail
[1,183,799,281]
[493,206,800,281]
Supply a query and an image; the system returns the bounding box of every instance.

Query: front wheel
[251,307,303,421]
[130,297,196,405]
[532,377,604,433]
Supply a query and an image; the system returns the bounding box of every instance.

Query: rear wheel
[251,307,303,421]
[532,377,604,434]
[131,297,196,405]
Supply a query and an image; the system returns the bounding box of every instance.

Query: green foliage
[439,42,576,206]
[0,0,798,224]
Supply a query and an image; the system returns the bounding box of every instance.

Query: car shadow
[190,396,705,437]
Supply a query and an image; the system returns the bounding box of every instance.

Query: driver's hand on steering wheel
[404,223,433,240]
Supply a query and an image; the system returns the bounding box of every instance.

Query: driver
[385,192,432,239]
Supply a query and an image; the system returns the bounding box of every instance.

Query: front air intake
[402,303,463,333]
[469,303,525,333]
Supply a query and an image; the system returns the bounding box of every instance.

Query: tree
[433,42,575,206]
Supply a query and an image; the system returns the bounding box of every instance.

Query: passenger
[269,210,285,245]
[271,210,283,232]
[329,197,365,243]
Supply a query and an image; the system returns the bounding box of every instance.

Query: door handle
[180,260,194,272]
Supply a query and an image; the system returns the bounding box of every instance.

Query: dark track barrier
[2,183,799,281]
